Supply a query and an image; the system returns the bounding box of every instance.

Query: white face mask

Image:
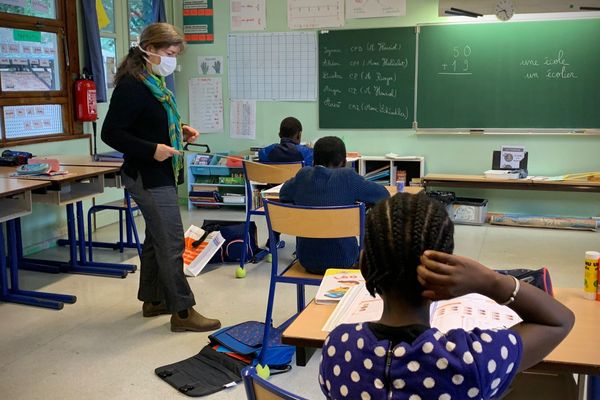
[140,47,177,77]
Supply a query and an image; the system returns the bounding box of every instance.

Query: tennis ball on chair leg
[235,266,247,278]
[266,254,272,262]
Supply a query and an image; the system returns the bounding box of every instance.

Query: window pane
[0,27,61,91]
[100,37,116,89]
[4,104,62,139]
[128,0,153,43]
[0,0,56,19]
[99,0,115,34]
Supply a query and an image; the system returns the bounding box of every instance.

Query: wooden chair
[237,161,303,278]
[258,199,365,366]
[242,366,307,400]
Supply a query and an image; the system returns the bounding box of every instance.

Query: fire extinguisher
[74,71,97,122]
[75,70,101,159]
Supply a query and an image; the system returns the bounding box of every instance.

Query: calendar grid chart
[228,32,317,101]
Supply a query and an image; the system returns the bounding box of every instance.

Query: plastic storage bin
[451,197,488,225]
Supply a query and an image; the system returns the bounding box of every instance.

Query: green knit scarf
[139,68,183,180]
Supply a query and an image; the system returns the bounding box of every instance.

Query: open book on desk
[323,283,522,333]
[315,268,365,304]
[261,183,283,199]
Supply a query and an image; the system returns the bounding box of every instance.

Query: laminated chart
[228,32,317,101]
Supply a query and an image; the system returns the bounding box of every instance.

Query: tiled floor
[0,207,597,399]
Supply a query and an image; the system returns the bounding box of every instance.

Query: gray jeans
[122,171,195,313]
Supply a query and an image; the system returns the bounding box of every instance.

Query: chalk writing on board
[520,50,578,80]
[319,28,415,128]
[438,45,472,76]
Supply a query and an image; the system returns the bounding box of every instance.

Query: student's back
[258,116,313,165]
[279,137,388,273]
[320,193,574,400]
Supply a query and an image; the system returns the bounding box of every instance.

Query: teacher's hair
[114,23,185,85]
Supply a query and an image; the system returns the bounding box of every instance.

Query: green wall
[8,0,600,253]
[173,0,600,217]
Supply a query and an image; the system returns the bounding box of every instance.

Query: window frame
[0,0,83,147]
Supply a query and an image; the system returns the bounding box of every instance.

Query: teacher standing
[102,23,220,332]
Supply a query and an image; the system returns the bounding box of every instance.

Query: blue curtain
[151,0,175,94]
[80,0,107,102]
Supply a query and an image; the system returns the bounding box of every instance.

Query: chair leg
[239,215,252,270]
[87,207,95,262]
[258,277,278,366]
[124,190,143,258]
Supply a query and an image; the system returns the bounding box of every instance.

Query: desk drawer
[0,191,32,223]
[32,175,105,206]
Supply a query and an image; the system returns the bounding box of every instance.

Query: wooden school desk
[0,166,134,278]
[0,178,77,309]
[47,155,141,260]
[282,288,600,377]
[423,174,600,193]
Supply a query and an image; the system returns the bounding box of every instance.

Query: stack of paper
[322,284,522,333]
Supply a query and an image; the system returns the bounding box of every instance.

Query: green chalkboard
[417,19,600,129]
[319,28,416,129]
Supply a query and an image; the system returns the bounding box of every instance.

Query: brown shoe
[142,301,169,317]
[170,308,221,332]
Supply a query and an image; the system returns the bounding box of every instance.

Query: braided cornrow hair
[360,192,455,305]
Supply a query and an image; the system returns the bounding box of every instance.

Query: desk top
[0,178,50,196]
[44,154,123,168]
[423,174,600,193]
[282,288,600,375]
[0,165,120,184]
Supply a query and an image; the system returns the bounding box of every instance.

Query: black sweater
[101,74,183,188]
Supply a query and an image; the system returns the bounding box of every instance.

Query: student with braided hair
[320,192,574,400]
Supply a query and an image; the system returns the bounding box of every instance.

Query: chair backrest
[242,367,308,400]
[263,200,366,247]
[243,161,303,185]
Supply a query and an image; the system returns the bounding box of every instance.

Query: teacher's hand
[154,143,181,162]
[183,125,200,143]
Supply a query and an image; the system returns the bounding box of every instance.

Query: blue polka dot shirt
[319,323,523,400]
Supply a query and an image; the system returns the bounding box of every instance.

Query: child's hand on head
[417,250,496,301]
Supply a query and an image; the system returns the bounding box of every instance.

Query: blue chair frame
[239,161,304,274]
[84,189,142,261]
[242,366,308,400]
[258,200,366,366]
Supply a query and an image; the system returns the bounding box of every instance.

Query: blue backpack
[209,320,294,370]
[201,220,261,264]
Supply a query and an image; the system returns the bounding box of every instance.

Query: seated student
[319,193,575,400]
[279,136,389,274]
[258,117,313,166]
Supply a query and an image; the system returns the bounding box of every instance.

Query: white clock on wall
[495,0,515,21]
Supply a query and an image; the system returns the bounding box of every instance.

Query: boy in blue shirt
[279,136,389,274]
[258,117,313,166]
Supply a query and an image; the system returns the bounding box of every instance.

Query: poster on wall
[231,0,266,31]
[198,55,223,75]
[346,0,406,19]
[183,0,214,44]
[188,77,223,133]
[230,100,256,139]
[288,0,344,30]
